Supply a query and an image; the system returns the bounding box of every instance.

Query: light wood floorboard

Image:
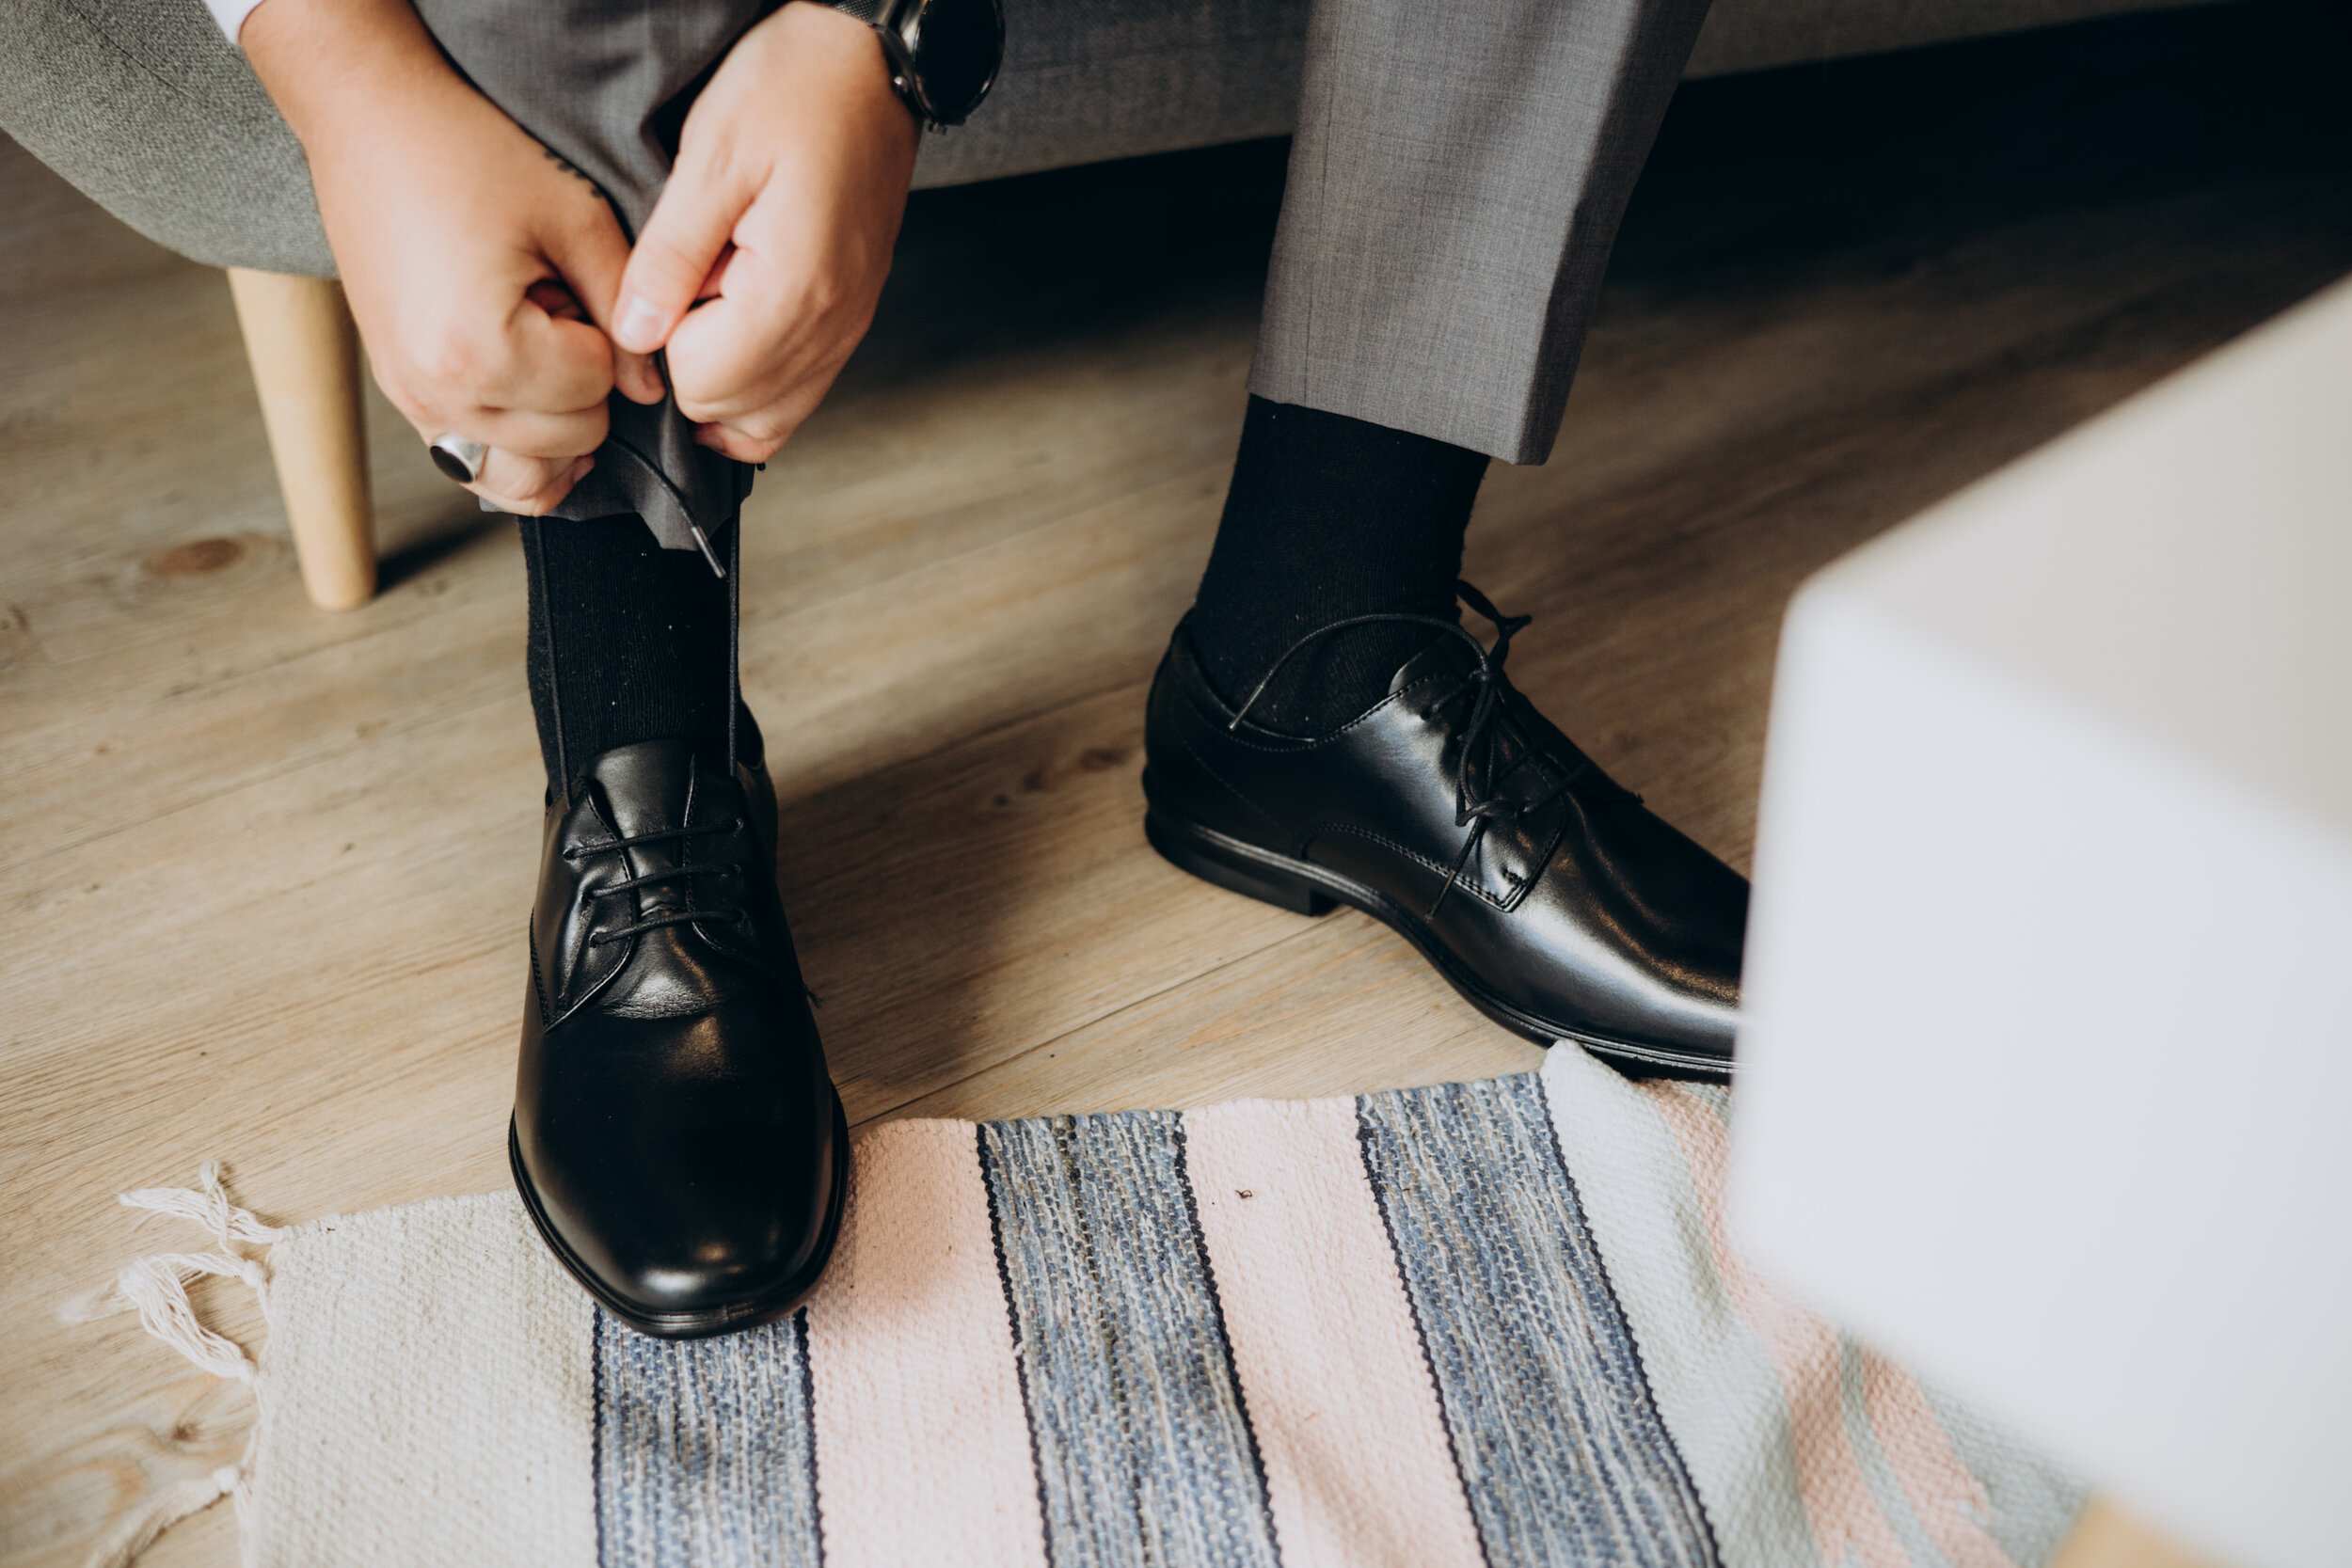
[4,13,2345,1563]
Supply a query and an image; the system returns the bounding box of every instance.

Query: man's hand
[244,0,663,515]
[612,2,922,464]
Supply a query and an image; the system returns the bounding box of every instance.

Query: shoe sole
[508,1091,852,1341]
[1144,804,1732,1084]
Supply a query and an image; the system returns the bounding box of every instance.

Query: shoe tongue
[1388,631,1478,697]
[580,738,709,840]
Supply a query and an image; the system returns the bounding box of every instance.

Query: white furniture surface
[1729,273,2352,1568]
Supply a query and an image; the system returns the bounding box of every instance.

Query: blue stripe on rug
[593,1307,824,1568]
[979,1110,1280,1568]
[1357,1074,1720,1568]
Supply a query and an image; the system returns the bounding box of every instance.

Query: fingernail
[692,426,723,451]
[569,456,595,482]
[616,295,665,349]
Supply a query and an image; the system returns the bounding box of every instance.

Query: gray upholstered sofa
[0,0,2203,605]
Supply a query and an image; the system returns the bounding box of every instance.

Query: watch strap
[812,0,1000,130]
[814,0,932,126]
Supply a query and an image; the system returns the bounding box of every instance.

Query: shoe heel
[1146,811,1335,916]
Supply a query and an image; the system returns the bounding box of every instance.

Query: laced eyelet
[553,813,762,949]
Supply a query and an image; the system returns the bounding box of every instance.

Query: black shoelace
[1228,580,1622,918]
[565,817,748,946]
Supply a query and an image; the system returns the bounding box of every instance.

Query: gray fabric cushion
[0,0,2212,277]
[0,0,331,275]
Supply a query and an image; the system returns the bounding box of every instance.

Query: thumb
[613,154,754,355]
[539,204,664,406]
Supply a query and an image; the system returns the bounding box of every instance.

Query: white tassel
[59,1162,281,1568]
[81,1465,241,1568]
[109,1251,269,1383]
[120,1160,285,1249]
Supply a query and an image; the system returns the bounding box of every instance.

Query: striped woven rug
[94,1045,2083,1568]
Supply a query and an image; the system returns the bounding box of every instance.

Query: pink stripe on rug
[1861,1350,2017,1568]
[1643,1083,1913,1568]
[802,1118,1048,1568]
[1184,1096,1486,1568]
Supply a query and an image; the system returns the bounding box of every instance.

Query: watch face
[904,0,1004,126]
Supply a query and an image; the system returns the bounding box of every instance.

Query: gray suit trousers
[1255,0,1714,464]
[426,0,1712,480]
[2,0,1711,507]
[428,0,1715,482]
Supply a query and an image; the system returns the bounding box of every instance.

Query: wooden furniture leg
[227,268,376,610]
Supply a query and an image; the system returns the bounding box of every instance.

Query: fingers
[684,373,842,464]
[677,297,851,460]
[469,447,595,516]
[440,398,610,465]
[612,142,757,357]
[594,0,915,459]
[486,310,628,413]
[540,202,667,406]
[384,195,647,432]
[661,220,878,462]
[692,419,803,465]
[381,363,603,514]
[380,309,611,443]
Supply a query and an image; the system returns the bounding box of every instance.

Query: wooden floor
[4,9,2346,1564]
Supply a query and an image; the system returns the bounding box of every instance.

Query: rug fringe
[61,1161,278,1568]
[122,1160,287,1249]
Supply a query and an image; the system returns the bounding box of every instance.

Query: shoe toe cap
[1516,809,1749,1068]
[589,1110,839,1315]
[516,1006,844,1328]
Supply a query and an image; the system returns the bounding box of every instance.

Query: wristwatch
[818,0,1005,129]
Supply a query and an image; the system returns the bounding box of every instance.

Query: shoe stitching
[1173,656,1569,910]
[1178,644,1571,911]
[1300,824,1518,911]
[1171,591,1613,919]
[1227,585,1607,918]
[1498,816,1566,914]
[1181,661,1451,756]
[1169,623,1443,753]
[528,920,552,1027]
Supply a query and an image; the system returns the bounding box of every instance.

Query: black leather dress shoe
[1142,585,1746,1081]
[511,722,848,1338]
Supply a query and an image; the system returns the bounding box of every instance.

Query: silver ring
[429,435,488,484]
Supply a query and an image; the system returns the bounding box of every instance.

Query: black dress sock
[1185,395,1489,736]
[520,513,733,791]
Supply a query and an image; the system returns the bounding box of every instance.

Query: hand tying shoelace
[1229,581,1637,916]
